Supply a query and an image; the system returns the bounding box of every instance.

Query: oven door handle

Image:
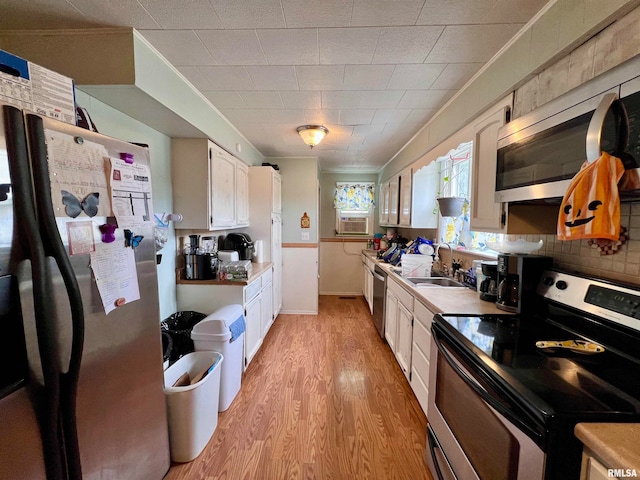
[372,270,385,282]
[433,329,544,442]
[428,427,455,480]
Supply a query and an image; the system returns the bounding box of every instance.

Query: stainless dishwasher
[372,265,387,339]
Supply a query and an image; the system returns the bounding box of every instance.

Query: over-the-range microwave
[495,54,640,203]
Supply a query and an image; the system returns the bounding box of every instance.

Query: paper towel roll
[254,240,264,263]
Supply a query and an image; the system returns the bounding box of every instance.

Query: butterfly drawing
[124,229,144,249]
[61,191,100,218]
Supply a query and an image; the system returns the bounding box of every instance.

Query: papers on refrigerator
[90,243,140,315]
[109,157,155,229]
[44,129,111,218]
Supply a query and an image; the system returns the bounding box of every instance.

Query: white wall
[75,90,177,320]
[319,241,367,295]
[282,248,319,314]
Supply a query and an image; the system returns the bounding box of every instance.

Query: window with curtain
[333,183,375,211]
[435,143,503,251]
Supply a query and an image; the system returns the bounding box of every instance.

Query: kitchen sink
[404,277,466,287]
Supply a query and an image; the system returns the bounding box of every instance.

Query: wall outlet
[301,231,310,241]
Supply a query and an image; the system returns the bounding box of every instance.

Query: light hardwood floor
[165,295,433,480]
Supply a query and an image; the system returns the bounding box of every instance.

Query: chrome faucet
[434,243,452,276]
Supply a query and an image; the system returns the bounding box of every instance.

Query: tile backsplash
[401,204,640,287]
[513,203,640,286]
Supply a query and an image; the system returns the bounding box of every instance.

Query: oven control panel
[538,270,640,332]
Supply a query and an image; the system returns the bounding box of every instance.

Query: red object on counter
[374,238,380,250]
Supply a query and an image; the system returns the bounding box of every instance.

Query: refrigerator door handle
[4,105,66,480]
[27,113,85,480]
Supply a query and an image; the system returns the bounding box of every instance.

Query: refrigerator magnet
[124,229,144,249]
[119,152,134,164]
[99,224,117,243]
[61,190,100,218]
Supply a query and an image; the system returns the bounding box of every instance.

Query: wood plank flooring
[164,296,433,480]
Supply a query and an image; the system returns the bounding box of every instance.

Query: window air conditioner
[337,215,369,235]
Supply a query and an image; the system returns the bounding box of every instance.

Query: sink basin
[404,277,466,287]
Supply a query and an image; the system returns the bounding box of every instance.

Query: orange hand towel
[557,152,625,241]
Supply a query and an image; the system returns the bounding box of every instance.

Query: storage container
[163,351,223,462]
[401,254,433,277]
[191,304,245,411]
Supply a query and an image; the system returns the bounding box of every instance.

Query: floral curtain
[333,183,375,210]
[439,199,502,250]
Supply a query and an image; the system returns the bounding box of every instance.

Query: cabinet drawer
[410,348,429,414]
[412,316,431,360]
[244,279,262,303]
[414,301,434,330]
[387,277,414,311]
[261,267,273,285]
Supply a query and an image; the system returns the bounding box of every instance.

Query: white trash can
[191,304,245,411]
[163,351,223,463]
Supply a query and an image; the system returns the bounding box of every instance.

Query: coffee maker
[496,254,552,313]
[478,261,498,302]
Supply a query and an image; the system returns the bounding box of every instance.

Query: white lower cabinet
[362,255,374,314]
[385,276,414,381]
[261,272,274,337]
[384,275,433,411]
[244,290,263,367]
[410,301,433,414]
[396,302,413,378]
[175,267,275,371]
[385,289,399,353]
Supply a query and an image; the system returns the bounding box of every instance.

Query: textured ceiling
[1,0,550,172]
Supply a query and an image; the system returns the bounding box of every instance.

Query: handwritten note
[45,129,111,218]
[90,243,140,315]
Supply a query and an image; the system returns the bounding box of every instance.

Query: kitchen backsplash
[399,204,640,286]
[512,203,640,286]
[431,204,640,287]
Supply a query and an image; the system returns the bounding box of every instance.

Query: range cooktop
[436,313,640,418]
[435,269,640,423]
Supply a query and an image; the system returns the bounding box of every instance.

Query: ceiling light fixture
[297,125,329,149]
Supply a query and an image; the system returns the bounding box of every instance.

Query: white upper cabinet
[379,182,390,226]
[172,138,250,231]
[398,168,412,227]
[235,160,249,227]
[380,175,400,227]
[388,175,400,226]
[381,163,439,228]
[470,94,513,233]
[210,144,236,228]
[410,162,439,229]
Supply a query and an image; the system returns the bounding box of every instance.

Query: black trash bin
[161,311,207,364]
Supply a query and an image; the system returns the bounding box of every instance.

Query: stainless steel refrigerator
[0,105,170,480]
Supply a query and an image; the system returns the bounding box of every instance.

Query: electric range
[427,269,640,480]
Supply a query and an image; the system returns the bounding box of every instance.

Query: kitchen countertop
[575,423,640,471]
[176,262,272,286]
[363,250,506,315]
